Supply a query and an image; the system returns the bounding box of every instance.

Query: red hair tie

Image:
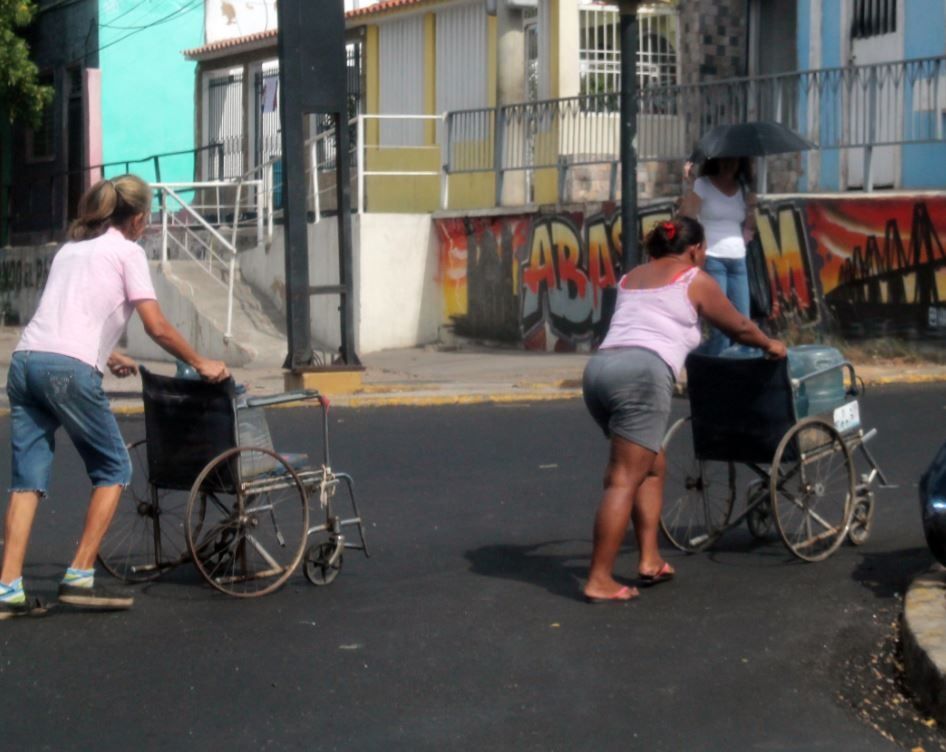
[662,221,676,240]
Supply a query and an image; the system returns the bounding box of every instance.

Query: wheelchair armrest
[791,361,860,396]
[242,390,322,409]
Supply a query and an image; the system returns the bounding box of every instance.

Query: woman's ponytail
[68,174,152,241]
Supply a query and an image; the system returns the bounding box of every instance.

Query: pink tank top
[598,266,701,378]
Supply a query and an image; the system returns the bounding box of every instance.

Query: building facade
[4,0,203,244]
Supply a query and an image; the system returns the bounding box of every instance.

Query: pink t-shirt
[16,227,157,371]
[599,267,701,379]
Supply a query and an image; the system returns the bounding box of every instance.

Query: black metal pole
[334,113,360,366]
[619,3,640,271]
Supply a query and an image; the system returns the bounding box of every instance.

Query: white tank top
[693,176,747,259]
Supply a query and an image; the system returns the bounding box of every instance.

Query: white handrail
[151,181,265,342]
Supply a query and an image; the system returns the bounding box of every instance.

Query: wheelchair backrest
[685,353,797,464]
[140,367,238,491]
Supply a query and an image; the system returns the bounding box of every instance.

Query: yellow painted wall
[364,147,441,212]
[423,13,437,144]
[365,25,380,147]
[446,173,496,210]
[487,14,497,107]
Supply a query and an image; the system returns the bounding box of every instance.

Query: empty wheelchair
[659,353,887,562]
[98,367,369,597]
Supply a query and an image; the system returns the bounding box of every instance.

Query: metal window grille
[347,40,365,117]
[208,73,244,179]
[578,3,679,97]
[852,0,897,39]
[524,7,539,102]
[254,68,281,165]
[248,42,363,168]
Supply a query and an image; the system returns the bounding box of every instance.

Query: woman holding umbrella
[679,121,815,355]
[679,156,757,356]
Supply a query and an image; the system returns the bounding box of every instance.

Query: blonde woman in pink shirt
[0,175,229,618]
[582,217,786,604]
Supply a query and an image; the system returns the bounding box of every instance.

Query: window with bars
[578,3,679,97]
[851,0,896,38]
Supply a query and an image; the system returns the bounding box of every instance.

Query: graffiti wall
[0,244,56,325]
[435,195,946,349]
[806,198,946,337]
[437,204,673,351]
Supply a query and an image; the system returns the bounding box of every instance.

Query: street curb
[0,387,585,417]
[0,370,942,417]
[902,567,946,722]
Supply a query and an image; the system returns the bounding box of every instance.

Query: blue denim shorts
[7,351,131,495]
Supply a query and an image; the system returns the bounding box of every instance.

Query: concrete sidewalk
[2,325,946,411]
[0,327,593,410]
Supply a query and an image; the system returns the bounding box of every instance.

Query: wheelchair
[97,367,369,597]
[659,353,888,562]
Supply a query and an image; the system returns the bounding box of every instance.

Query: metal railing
[152,179,264,342]
[5,144,224,241]
[247,113,447,222]
[445,55,946,198]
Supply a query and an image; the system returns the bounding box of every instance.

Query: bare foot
[583,580,640,603]
[638,560,675,578]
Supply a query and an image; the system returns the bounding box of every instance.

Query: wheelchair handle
[791,361,860,396]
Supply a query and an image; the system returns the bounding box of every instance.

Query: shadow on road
[464,539,607,602]
[851,546,933,598]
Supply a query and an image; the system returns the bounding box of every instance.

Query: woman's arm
[689,272,787,358]
[106,351,138,378]
[134,300,230,382]
[678,162,701,219]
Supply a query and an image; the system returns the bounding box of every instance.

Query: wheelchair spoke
[771,419,854,562]
[186,446,309,597]
[659,417,735,552]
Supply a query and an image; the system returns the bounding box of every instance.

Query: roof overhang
[184,0,438,62]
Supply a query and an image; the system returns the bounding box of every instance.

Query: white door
[845,0,903,188]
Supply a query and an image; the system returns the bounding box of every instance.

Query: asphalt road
[1,384,945,751]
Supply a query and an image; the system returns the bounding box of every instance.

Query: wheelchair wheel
[186,447,309,598]
[660,416,735,552]
[847,489,875,546]
[770,418,855,562]
[304,540,343,586]
[99,440,188,583]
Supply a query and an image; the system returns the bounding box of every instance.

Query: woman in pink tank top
[582,218,786,604]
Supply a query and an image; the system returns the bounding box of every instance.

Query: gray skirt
[582,347,675,452]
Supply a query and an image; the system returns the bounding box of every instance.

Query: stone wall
[678,0,748,85]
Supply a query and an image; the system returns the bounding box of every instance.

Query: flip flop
[584,585,639,605]
[638,562,675,587]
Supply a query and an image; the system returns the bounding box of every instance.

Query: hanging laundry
[262,77,278,114]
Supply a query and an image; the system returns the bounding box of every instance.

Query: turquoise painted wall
[98,0,203,185]
[901,0,946,188]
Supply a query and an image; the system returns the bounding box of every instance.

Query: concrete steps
[125,251,288,368]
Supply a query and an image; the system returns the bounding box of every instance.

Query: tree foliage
[0,0,54,127]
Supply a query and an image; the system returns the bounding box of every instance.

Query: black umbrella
[691,121,816,161]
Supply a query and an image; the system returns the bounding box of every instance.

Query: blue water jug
[787,345,845,418]
[175,359,200,380]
